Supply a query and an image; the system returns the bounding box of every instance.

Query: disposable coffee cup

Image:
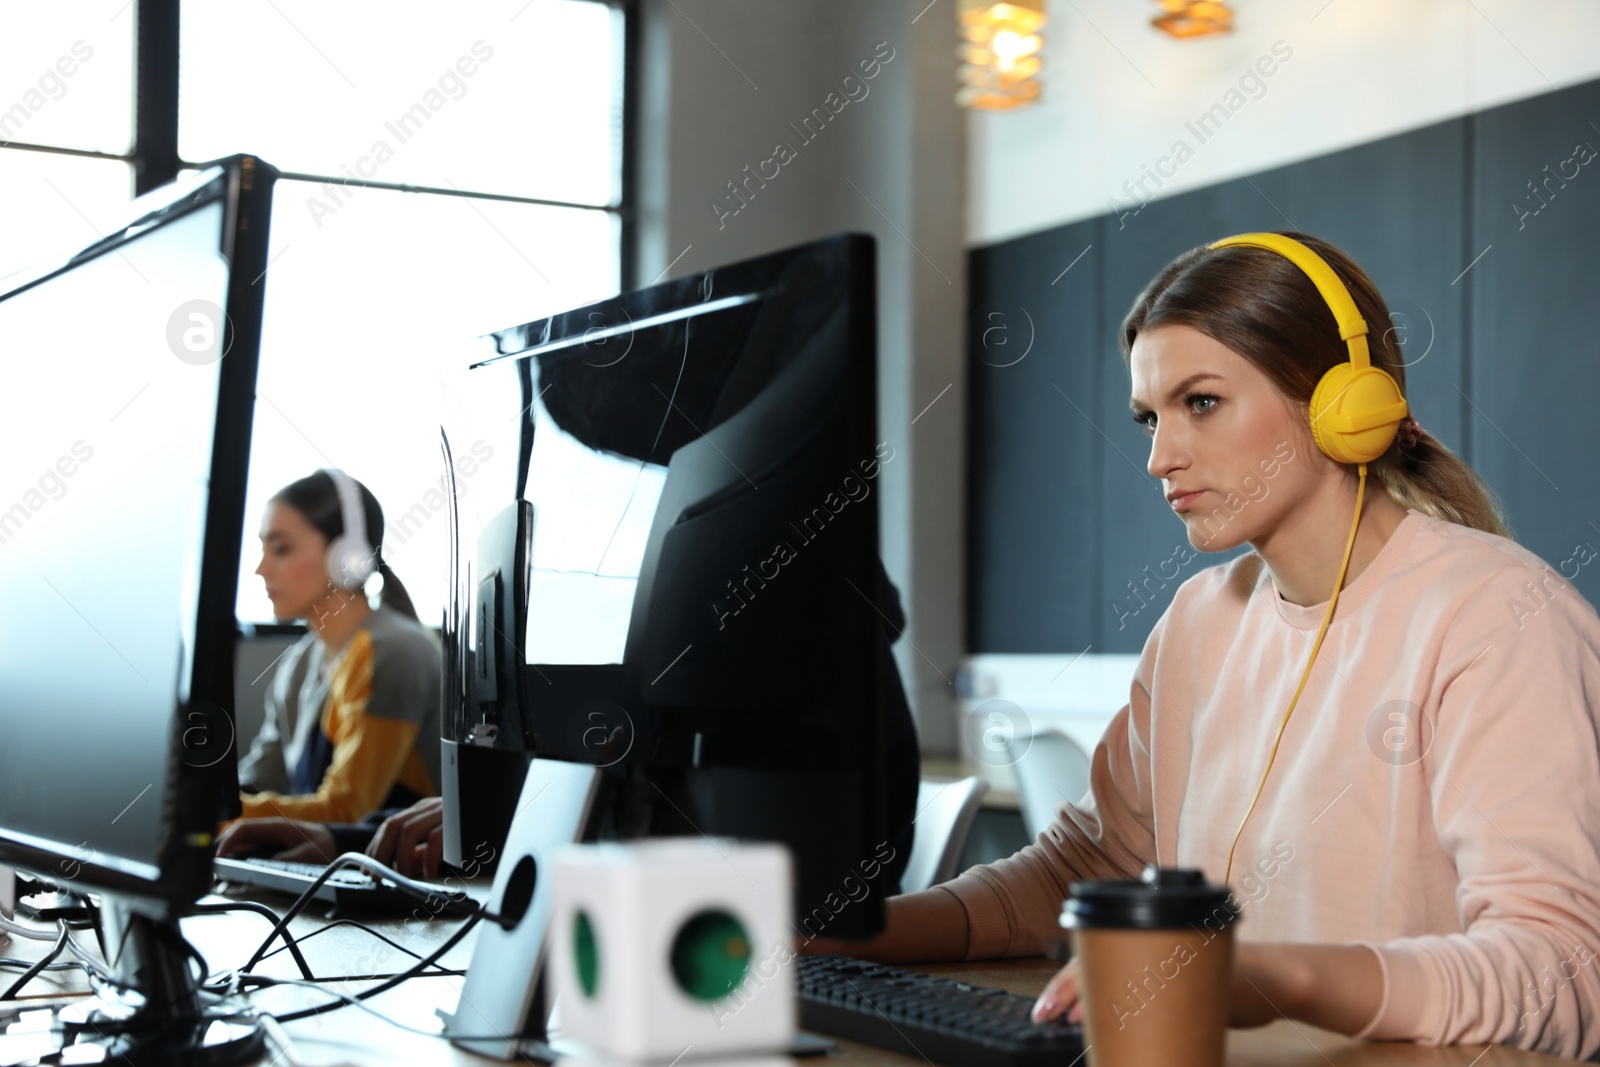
[1061,864,1240,1067]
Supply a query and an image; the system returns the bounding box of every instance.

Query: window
[202,1,627,626]
[239,180,619,625]
[0,3,137,282]
[0,1,630,628]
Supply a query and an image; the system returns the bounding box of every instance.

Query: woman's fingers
[216,818,299,856]
[278,839,330,863]
[395,810,434,871]
[367,812,405,863]
[214,820,267,856]
[422,824,443,880]
[1031,958,1081,1023]
[275,824,337,864]
[369,799,446,870]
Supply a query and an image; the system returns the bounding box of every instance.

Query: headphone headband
[321,467,375,591]
[1207,232,1371,366]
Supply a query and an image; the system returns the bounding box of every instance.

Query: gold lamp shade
[957,0,1046,111]
[1151,0,1234,38]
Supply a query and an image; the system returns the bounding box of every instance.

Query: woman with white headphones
[233,468,442,826]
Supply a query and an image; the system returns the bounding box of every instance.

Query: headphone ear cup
[1309,363,1406,465]
[325,534,374,592]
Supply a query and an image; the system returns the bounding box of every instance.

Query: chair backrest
[899,776,991,894]
[1005,729,1093,841]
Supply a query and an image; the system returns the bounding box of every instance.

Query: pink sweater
[939,507,1600,1059]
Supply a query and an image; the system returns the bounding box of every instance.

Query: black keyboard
[796,956,1085,1067]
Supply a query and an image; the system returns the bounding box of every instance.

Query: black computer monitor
[0,156,275,1062]
[442,233,892,938]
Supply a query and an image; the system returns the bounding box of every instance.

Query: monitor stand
[441,757,607,1060]
[5,898,264,1066]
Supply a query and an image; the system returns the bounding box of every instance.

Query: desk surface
[0,890,1570,1066]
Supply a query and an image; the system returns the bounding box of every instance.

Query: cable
[0,958,84,974]
[7,900,231,995]
[0,914,69,941]
[235,852,491,978]
[1224,464,1368,886]
[61,928,130,992]
[190,901,314,981]
[0,921,68,999]
[252,917,465,977]
[263,910,482,1024]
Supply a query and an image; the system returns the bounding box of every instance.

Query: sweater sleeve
[238,631,425,824]
[1351,564,1600,1060]
[937,609,1166,959]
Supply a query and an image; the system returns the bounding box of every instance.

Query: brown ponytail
[376,559,420,623]
[1119,231,1514,540]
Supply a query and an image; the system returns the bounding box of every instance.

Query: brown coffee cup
[1061,865,1240,1067]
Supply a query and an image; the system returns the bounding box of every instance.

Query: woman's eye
[1133,394,1217,437]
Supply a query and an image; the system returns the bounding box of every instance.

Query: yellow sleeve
[237,630,420,824]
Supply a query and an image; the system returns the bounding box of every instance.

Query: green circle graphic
[574,911,599,997]
[670,910,751,1002]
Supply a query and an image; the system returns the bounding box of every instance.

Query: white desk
[0,884,1572,1066]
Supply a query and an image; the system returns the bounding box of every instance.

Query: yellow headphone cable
[1202,233,1406,888]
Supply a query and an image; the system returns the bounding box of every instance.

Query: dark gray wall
[1469,79,1600,579]
[969,76,1600,654]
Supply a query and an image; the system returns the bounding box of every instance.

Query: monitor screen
[522,374,667,666]
[0,159,271,903]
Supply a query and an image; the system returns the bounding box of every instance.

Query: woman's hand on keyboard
[216,817,337,865]
[1031,957,1085,1024]
[366,797,445,879]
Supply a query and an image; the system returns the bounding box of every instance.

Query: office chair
[1004,729,1093,841]
[899,776,991,894]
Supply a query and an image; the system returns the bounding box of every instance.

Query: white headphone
[321,468,376,592]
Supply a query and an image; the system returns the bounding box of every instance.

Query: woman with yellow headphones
[804,232,1600,1058]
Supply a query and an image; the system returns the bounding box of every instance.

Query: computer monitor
[0,156,275,1062]
[442,233,892,938]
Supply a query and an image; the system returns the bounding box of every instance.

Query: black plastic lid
[1062,865,1241,931]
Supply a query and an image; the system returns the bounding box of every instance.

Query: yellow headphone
[1204,233,1409,886]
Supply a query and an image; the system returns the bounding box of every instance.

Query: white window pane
[181,0,621,206]
[0,3,135,155]
[0,151,133,284]
[236,178,619,626]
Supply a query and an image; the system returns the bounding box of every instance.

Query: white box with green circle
[549,838,797,1060]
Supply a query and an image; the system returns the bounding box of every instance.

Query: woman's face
[254,501,333,622]
[1129,323,1323,552]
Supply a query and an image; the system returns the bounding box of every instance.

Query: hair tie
[1397,414,1423,452]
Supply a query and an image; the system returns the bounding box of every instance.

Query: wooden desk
[0,893,1571,1065]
